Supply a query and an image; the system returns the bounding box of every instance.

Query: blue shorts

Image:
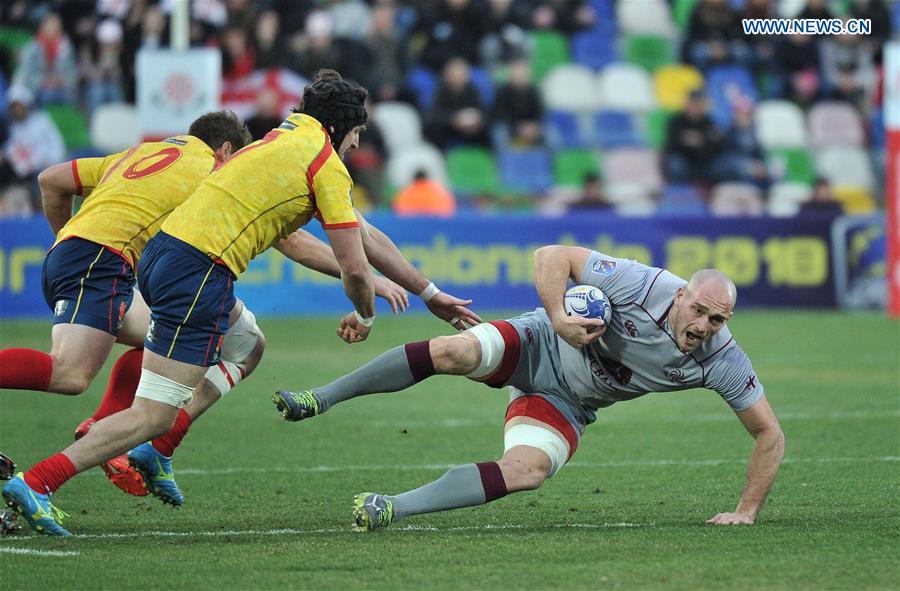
[42,237,135,336]
[138,232,236,367]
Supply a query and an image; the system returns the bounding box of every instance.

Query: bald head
[687,269,737,309]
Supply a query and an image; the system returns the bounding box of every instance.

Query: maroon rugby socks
[0,348,53,391]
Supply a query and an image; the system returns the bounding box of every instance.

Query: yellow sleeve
[312,152,358,229]
[72,150,125,197]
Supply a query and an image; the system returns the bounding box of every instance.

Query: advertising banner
[1,213,874,319]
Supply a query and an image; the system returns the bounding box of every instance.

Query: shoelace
[49,503,70,524]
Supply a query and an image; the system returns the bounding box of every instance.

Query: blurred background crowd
[0,0,894,219]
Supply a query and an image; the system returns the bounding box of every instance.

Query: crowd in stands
[0,0,894,219]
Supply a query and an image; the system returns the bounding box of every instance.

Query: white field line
[100,455,896,477]
[0,522,649,543]
[0,546,80,556]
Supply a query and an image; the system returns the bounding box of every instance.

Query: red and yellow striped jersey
[56,135,216,266]
[161,113,358,276]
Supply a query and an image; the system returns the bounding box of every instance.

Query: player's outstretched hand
[705,512,754,525]
[337,311,372,344]
[425,291,482,330]
[374,276,409,314]
[553,315,606,348]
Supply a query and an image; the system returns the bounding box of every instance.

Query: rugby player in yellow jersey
[5,70,479,535]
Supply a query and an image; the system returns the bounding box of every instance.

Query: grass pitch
[1,310,898,590]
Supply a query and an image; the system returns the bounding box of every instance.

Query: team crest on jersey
[664,368,691,385]
[624,320,639,337]
[524,327,535,345]
[54,300,69,317]
[591,259,617,276]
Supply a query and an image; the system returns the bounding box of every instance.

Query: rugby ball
[564,285,612,326]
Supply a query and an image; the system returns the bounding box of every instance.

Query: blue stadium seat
[869,109,885,150]
[498,148,555,193]
[544,111,590,149]
[593,111,642,148]
[406,67,438,112]
[570,30,619,71]
[706,65,758,129]
[469,66,496,108]
[587,0,615,20]
[893,1,900,32]
[658,184,708,216]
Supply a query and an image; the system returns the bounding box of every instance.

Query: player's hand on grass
[425,292,482,330]
[552,316,606,348]
[337,311,372,343]
[705,512,754,525]
[374,276,409,314]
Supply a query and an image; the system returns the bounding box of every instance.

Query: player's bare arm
[38,161,79,236]
[275,231,408,313]
[534,245,606,347]
[355,209,481,329]
[706,394,784,526]
[325,225,376,343]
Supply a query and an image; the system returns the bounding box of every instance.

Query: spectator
[344,97,388,207]
[254,10,287,70]
[426,57,491,150]
[567,173,613,211]
[0,184,34,218]
[221,25,256,80]
[0,86,65,199]
[774,34,822,106]
[415,0,491,73]
[290,10,371,87]
[492,57,543,148]
[530,0,596,34]
[712,99,768,187]
[849,0,892,56]
[664,90,724,184]
[797,178,844,217]
[13,12,78,105]
[393,170,458,217]
[820,25,877,112]
[740,0,778,95]
[121,3,168,102]
[244,88,284,141]
[480,0,531,74]
[81,18,125,114]
[683,0,750,70]
[363,3,410,102]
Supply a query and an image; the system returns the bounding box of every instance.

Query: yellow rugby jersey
[161,113,358,276]
[55,136,216,267]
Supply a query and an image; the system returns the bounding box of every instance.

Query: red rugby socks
[151,409,193,457]
[24,453,77,494]
[91,348,143,421]
[0,348,53,391]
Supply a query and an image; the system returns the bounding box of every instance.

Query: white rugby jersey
[558,251,764,413]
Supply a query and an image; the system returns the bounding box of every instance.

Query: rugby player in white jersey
[274,245,784,530]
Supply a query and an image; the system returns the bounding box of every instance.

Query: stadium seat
[767,182,812,217]
[706,66,758,130]
[406,67,439,112]
[386,142,448,188]
[570,29,619,71]
[529,30,570,82]
[617,0,675,36]
[553,148,601,187]
[644,109,672,148]
[597,64,656,113]
[498,148,555,193]
[603,148,663,194]
[893,1,900,33]
[624,35,674,72]
[653,65,704,111]
[776,0,806,18]
[814,147,875,190]
[593,111,642,148]
[657,183,707,216]
[710,182,764,216]
[540,65,601,113]
[614,198,658,217]
[587,0,615,21]
[90,103,140,153]
[0,26,32,56]
[45,104,91,150]
[373,101,423,155]
[754,100,807,148]
[469,66,496,108]
[832,186,877,214]
[766,147,815,184]
[544,110,592,149]
[870,109,885,150]
[807,101,865,148]
[446,147,501,195]
[673,0,699,29]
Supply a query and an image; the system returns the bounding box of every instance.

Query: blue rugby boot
[2,474,71,537]
[272,390,320,422]
[128,443,184,507]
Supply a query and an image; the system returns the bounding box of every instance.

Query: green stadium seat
[0,26,33,56]
[553,149,601,188]
[446,147,502,195]
[45,104,91,150]
[766,148,816,184]
[644,109,672,149]
[529,31,569,82]
[624,35,674,72]
[673,0,699,29]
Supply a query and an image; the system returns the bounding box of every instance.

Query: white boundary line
[0,522,649,543]
[0,546,80,556]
